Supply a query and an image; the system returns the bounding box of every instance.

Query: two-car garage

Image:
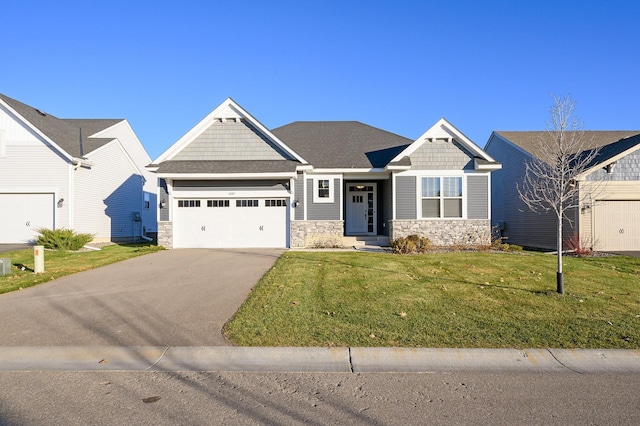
[170,180,290,248]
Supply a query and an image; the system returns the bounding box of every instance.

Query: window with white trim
[312,177,334,203]
[143,193,150,209]
[422,177,463,218]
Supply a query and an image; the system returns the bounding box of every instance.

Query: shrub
[564,233,592,256]
[391,235,431,254]
[490,232,523,252]
[35,228,95,251]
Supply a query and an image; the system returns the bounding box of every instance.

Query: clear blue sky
[3,1,638,159]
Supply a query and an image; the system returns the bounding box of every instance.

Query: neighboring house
[0,93,157,244]
[485,131,640,251]
[149,98,500,249]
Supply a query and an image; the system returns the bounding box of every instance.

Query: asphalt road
[0,371,638,425]
[0,248,284,346]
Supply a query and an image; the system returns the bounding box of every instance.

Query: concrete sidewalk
[0,346,638,373]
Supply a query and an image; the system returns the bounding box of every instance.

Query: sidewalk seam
[144,346,171,371]
[348,347,354,373]
[546,348,582,374]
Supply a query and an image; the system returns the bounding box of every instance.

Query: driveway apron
[0,249,283,346]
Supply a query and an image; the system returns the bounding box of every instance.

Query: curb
[0,347,638,373]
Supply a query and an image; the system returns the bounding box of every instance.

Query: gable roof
[0,93,121,158]
[390,118,501,171]
[271,121,412,169]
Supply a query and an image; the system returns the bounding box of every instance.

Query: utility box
[0,258,11,276]
[34,245,44,273]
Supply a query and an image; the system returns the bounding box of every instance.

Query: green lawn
[224,251,640,348]
[0,244,164,295]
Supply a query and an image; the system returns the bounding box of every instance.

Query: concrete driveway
[0,249,283,346]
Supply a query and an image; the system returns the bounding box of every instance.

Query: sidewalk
[1,346,638,373]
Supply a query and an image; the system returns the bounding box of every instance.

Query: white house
[0,93,157,244]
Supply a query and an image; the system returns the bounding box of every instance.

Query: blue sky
[3,1,638,159]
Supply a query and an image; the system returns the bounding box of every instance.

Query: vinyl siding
[294,172,304,220]
[467,175,489,219]
[159,179,170,222]
[395,176,416,220]
[173,120,291,161]
[75,142,143,240]
[0,105,70,229]
[307,178,340,220]
[410,139,475,170]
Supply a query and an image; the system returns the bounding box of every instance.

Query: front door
[346,184,376,235]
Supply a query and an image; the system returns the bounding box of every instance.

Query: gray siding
[307,178,340,220]
[467,175,489,219]
[159,179,169,222]
[294,172,304,220]
[173,120,291,161]
[486,135,573,249]
[587,148,640,181]
[410,139,475,170]
[395,176,416,220]
[382,178,392,236]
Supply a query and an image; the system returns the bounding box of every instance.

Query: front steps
[342,235,390,248]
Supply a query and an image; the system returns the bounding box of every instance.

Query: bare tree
[517,95,600,294]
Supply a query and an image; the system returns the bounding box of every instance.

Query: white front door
[346,184,376,235]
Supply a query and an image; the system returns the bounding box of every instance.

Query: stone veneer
[157,221,173,248]
[290,220,344,248]
[389,219,490,246]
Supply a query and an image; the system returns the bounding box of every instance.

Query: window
[143,193,150,209]
[236,199,259,207]
[422,177,463,218]
[178,200,201,208]
[265,199,287,207]
[312,177,335,203]
[207,199,230,207]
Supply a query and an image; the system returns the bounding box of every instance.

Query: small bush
[564,233,592,256]
[391,235,431,254]
[35,228,95,251]
[490,232,523,252]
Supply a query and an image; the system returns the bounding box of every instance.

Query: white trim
[312,175,335,203]
[417,174,467,220]
[303,171,308,220]
[156,172,297,180]
[392,173,397,220]
[153,98,307,164]
[0,129,5,157]
[310,168,387,173]
[339,175,344,220]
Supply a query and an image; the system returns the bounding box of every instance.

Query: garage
[173,197,289,248]
[0,193,55,243]
[594,200,640,251]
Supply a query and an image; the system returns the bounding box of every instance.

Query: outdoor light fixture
[160,199,167,208]
[57,198,64,207]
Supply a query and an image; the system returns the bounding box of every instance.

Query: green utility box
[0,258,11,276]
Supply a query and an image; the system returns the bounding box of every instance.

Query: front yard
[224,251,640,348]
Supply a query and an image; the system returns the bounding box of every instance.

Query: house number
[228,192,235,196]
[619,229,624,234]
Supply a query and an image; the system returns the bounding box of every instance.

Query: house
[0,93,157,244]
[148,98,501,249]
[485,131,640,251]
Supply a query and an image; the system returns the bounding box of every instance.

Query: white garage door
[173,198,289,248]
[0,193,55,243]
[594,200,640,251]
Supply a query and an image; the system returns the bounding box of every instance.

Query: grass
[224,251,640,349]
[0,244,164,295]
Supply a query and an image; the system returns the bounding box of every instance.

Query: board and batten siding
[74,142,143,241]
[0,105,70,229]
[172,120,291,161]
[294,172,304,220]
[306,178,340,220]
[467,175,489,219]
[395,176,416,220]
[409,139,475,170]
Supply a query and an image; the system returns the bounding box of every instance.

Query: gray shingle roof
[495,131,640,156]
[0,93,122,158]
[272,121,412,168]
[155,160,300,174]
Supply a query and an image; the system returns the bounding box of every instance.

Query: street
[1,371,638,425]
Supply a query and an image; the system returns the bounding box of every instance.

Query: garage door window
[207,200,230,207]
[178,200,201,207]
[236,199,259,207]
[266,199,287,207]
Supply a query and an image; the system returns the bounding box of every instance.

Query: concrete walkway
[0,346,638,373]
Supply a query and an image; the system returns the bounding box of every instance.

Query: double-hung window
[422,177,463,218]
[312,177,334,203]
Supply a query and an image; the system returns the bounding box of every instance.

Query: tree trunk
[557,215,564,294]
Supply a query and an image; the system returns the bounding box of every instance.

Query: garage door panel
[173,198,288,248]
[594,200,640,251]
[0,193,55,243]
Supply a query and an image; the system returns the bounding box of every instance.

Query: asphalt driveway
[0,249,284,346]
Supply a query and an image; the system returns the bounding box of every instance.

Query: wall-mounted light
[160,199,167,208]
[57,198,64,208]
[581,202,592,214]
